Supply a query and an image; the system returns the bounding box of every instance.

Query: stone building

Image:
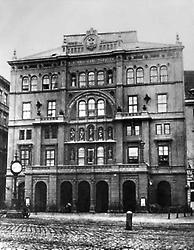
[185,70,194,209]
[6,29,186,212]
[0,75,9,206]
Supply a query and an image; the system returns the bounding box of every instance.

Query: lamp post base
[6,209,23,219]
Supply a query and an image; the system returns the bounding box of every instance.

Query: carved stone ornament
[85,35,97,51]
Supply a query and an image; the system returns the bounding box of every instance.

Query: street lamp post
[6,155,23,218]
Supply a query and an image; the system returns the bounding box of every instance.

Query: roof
[8,29,183,63]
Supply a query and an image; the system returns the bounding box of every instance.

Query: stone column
[90,178,95,213]
[72,179,77,212]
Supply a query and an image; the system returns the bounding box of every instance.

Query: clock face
[11,161,22,174]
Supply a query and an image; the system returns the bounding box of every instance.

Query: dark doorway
[60,181,72,207]
[123,180,136,212]
[35,181,47,212]
[18,182,25,208]
[77,181,90,212]
[157,181,171,207]
[96,181,109,212]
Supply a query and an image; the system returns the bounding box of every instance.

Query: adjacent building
[0,75,9,206]
[5,29,186,212]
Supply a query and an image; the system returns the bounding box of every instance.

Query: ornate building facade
[0,75,9,206]
[6,29,186,212]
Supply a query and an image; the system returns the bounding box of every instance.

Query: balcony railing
[33,115,66,124]
[115,111,151,120]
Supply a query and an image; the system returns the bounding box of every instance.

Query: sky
[0,0,194,81]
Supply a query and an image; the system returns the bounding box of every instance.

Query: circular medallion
[11,160,22,175]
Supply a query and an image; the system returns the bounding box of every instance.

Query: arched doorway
[123,180,136,212]
[60,181,72,207]
[96,181,108,212]
[157,181,171,207]
[35,181,47,212]
[77,181,90,212]
[18,182,25,209]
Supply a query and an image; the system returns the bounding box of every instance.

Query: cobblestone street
[0,213,193,250]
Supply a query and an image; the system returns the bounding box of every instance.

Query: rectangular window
[190,182,194,189]
[47,100,56,117]
[157,94,167,113]
[158,145,169,165]
[45,149,55,166]
[19,130,25,140]
[97,147,104,165]
[26,129,32,140]
[127,124,140,136]
[127,126,132,136]
[128,96,138,114]
[44,126,50,139]
[128,147,139,163]
[164,124,170,135]
[156,124,162,135]
[22,102,31,119]
[20,148,31,167]
[88,148,94,164]
[51,125,58,139]
[78,148,85,166]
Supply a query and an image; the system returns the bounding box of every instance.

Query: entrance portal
[35,181,47,212]
[77,181,90,212]
[123,180,136,212]
[96,181,108,212]
[157,181,171,207]
[60,181,72,208]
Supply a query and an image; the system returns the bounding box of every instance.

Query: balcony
[26,163,148,174]
[33,115,66,125]
[115,111,151,121]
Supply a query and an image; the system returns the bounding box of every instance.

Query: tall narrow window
[26,129,32,140]
[51,74,58,89]
[22,102,31,119]
[97,71,104,85]
[88,72,95,86]
[78,148,85,166]
[97,99,105,116]
[160,65,168,82]
[150,66,158,83]
[158,145,169,165]
[22,77,30,92]
[71,73,76,87]
[47,100,56,117]
[156,124,162,135]
[164,124,170,135]
[20,148,31,167]
[87,148,94,164]
[51,125,58,138]
[79,101,86,117]
[136,68,144,84]
[31,76,37,91]
[42,75,50,90]
[128,96,138,114]
[44,126,50,139]
[88,99,95,117]
[79,73,86,87]
[19,130,25,140]
[126,68,134,85]
[157,94,167,113]
[107,70,113,84]
[3,93,8,105]
[128,147,139,163]
[97,146,104,165]
[45,149,55,166]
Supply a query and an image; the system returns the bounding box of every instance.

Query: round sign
[11,161,22,174]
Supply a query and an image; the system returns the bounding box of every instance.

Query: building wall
[6,30,186,211]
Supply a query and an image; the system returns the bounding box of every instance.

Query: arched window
[97,99,105,116]
[126,68,134,85]
[88,99,95,117]
[79,73,86,87]
[31,76,37,91]
[42,75,50,90]
[150,66,158,83]
[97,71,104,85]
[98,127,104,140]
[136,68,144,84]
[22,77,30,92]
[107,70,113,84]
[51,74,58,89]
[97,146,104,165]
[78,101,86,117]
[88,125,95,141]
[78,148,85,166]
[71,73,76,87]
[160,65,168,82]
[88,72,95,86]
